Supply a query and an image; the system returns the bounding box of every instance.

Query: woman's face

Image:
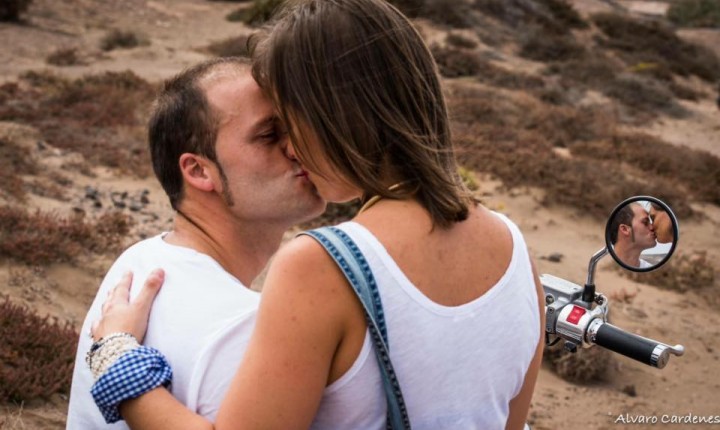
[649,206,673,244]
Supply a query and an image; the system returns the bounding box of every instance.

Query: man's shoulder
[117,233,167,256]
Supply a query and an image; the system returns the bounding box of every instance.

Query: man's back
[67,234,259,429]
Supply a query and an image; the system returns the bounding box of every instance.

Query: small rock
[140,193,150,204]
[542,253,564,263]
[113,200,126,209]
[621,385,637,397]
[129,201,143,212]
[85,186,99,200]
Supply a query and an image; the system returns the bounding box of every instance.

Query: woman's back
[311,201,542,429]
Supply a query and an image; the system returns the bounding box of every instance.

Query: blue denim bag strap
[301,226,411,430]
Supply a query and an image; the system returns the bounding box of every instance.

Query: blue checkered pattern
[91,346,173,424]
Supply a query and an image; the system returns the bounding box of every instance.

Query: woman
[91,0,544,428]
[649,202,673,244]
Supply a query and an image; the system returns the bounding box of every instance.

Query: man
[66,57,326,429]
[609,202,656,268]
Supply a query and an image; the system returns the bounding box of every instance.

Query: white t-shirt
[310,214,540,430]
[66,234,260,429]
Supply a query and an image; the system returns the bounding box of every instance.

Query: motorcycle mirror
[605,196,679,272]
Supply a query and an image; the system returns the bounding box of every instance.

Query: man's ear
[619,224,632,238]
[179,153,216,192]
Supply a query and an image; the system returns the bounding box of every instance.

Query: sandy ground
[1,0,719,429]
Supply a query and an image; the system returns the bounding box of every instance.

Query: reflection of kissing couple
[610,202,672,269]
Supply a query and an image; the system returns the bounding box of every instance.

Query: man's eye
[259,131,279,143]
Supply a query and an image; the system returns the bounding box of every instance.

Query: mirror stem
[583,247,608,304]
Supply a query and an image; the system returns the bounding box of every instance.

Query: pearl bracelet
[86,332,140,380]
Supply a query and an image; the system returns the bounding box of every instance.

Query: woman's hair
[650,202,665,212]
[252,0,473,228]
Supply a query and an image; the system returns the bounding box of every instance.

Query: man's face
[630,204,656,250]
[204,71,326,225]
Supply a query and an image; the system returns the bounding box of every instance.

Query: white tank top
[310,212,540,430]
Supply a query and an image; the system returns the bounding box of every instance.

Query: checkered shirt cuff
[90,345,173,423]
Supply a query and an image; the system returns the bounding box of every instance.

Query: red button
[567,305,586,325]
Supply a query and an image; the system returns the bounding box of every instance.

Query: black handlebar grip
[593,323,659,366]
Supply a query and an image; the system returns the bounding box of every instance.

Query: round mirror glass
[605,196,679,272]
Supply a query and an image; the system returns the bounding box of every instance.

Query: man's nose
[282,137,298,161]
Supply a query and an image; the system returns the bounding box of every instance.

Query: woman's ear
[179,153,216,192]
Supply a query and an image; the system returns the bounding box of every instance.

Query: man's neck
[163,207,288,287]
[615,244,641,267]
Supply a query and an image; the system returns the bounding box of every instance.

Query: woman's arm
[215,236,354,429]
[505,260,546,430]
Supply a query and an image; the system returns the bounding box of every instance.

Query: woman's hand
[91,269,165,342]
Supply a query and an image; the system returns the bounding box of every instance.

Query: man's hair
[252,0,473,228]
[149,56,251,210]
[609,204,636,244]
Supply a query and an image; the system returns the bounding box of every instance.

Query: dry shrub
[389,0,477,28]
[446,32,478,49]
[0,296,77,403]
[602,75,687,117]
[0,136,37,202]
[592,13,720,82]
[571,133,720,207]
[549,54,619,88]
[0,0,32,21]
[623,250,715,293]
[539,0,587,29]
[432,44,546,89]
[235,0,284,26]
[45,47,81,66]
[448,87,696,217]
[482,66,545,91]
[205,35,250,58]
[226,7,246,22]
[667,0,720,28]
[544,343,611,383]
[474,0,587,35]
[100,29,148,51]
[0,206,133,265]
[667,81,704,101]
[0,71,154,175]
[519,27,586,62]
[431,44,484,78]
